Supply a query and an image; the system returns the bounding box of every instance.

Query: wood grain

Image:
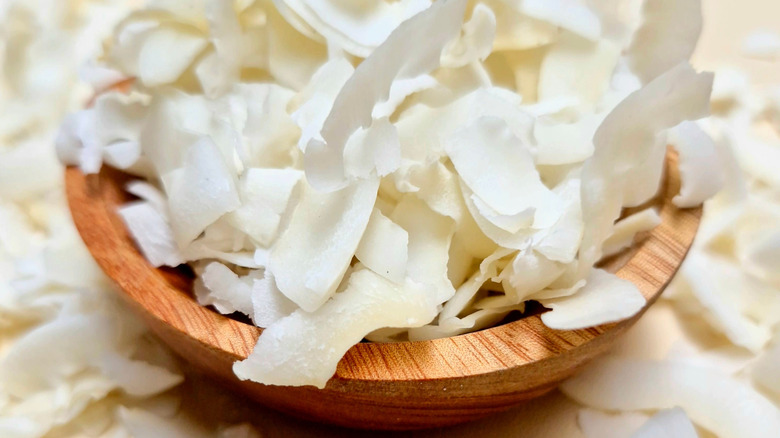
[64,151,700,430]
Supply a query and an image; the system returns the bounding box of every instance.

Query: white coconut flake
[668,121,725,208]
[118,201,183,268]
[270,177,379,312]
[234,268,438,388]
[165,136,241,247]
[343,117,402,179]
[742,30,780,61]
[198,262,254,316]
[540,268,645,330]
[578,409,649,438]
[446,116,563,226]
[251,273,298,328]
[137,27,208,87]
[561,358,780,438]
[627,0,702,84]
[602,208,661,258]
[441,3,496,68]
[516,0,602,41]
[631,407,698,438]
[355,209,409,283]
[304,0,467,191]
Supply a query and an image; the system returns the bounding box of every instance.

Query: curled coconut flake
[227,168,303,247]
[137,26,208,87]
[668,121,725,208]
[165,136,241,247]
[118,201,184,268]
[561,358,780,438]
[270,177,379,312]
[627,0,702,84]
[304,0,467,191]
[578,409,650,438]
[441,3,496,68]
[752,339,780,397]
[198,262,254,316]
[281,0,432,57]
[631,407,698,438]
[446,116,564,227]
[354,208,409,283]
[234,268,438,388]
[602,208,661,258]
[540,268,645,330]
[514,0,601,41]
[251,273,297,328]
[343,117,401,179]
[372,74,437,119]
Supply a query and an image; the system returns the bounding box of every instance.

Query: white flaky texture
[54,0,722,390]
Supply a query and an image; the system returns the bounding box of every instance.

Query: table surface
[169,1,780,436]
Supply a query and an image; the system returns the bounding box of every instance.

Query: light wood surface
[64,152,700,430]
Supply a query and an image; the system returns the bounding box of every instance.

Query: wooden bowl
[64,151,700,430]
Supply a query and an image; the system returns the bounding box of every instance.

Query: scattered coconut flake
[137,27,208,87]
[668,121,725,208]
[602,208,661,258]
[631,407,698,438]
[627,0,702,83]
[562,358,780,438]
[540,268,645,330]
[343,117,402,179]
[270,177,379,312]
[441,3,496,68]
[119,201,184,268]
[742,30,780,61]
[251,273,298,328]
[234,268,438,388]
[197,262,254,316]
[578,409,649,438]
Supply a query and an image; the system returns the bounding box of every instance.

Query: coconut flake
[540,268,645,330]
[539,32,620,104]
[197,262,254,316]
[602,208,661,258]
[343,117,401,179]
[251,273,297,328]
[515,0,601,41]
[578,409,649,438]
[446,116,564,226]
[137,27,208,87]
[561,358,780,438]
[304,0,467,191]
[441,3,496,68]
[165,137,241,247]
[234,268,438,388]
[228,168,303,247]
[270,177,379,312]
[355,209,409,283]
[668,121,725,208]
[631,408,698,438]
[118,201,183,268]
[627,0,702,83]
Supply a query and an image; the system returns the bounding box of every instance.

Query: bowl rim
[64,150,700,383]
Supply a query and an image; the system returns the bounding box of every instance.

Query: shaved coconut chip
[742,30,780,61]
[228,168,302,246]
[238,84,299,169]
[372,75,437,119]
[499,250,564,304]
[620,138,667,208]
[119,201,183,268]
[441,3,496,68]
[166,137,240,247]
[199,0,242,97]
[266,5,328,90]
[439,247,512,320]
[532,178,584,262]
[392,195,455,302]
[409,306,514,341]
[752,340,780,397]
[291,57,355,151]
[739,229,780,288]
[118,407,211,438]
[561,358,780,438]
[304,0,467,191]
[197,262,254,316]
[138,26,208,87]
[578,409,649,438]
[234,269,438,388]
[680,253,772,352]
[627,0,702,84]
[251,273,297,328]
[577,63,712,275]
[533,111,600,166]
[602,208,661,258]
[343,117,401,179]
[540,268,645,330]
[488,0,558,51]
[270,177,379,312]
[446,116,563,226]
[668,121,725,208]
[514,0,601,41]
[281,0,432,57]
[355,209,408,283]
[631,408,698,438]
[539,32,620,104]
[98,353,183,397]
